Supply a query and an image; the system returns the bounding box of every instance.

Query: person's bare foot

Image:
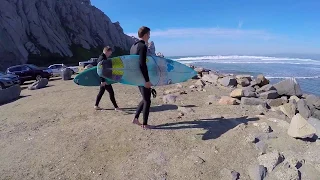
[132,118,141,126]
[141,124,153,129]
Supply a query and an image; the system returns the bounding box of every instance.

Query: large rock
[0,0,136,71]
[218,76,237,87]
[237,77,251,87]
[279,100,297,119]
[274,165,300,180]
[163,95,177,104]
[308,117,320,137]
[311,109,320,119]
[241,98,266,106]
[259,90,279,99]
[305,94,320,110]
[299,163,320,180]
[267,99,284,107]
[287,113,316,139]
[257,150,283,173]
[0,85,21,104]
[230,89,244,98]
[273,78,303,96]
[248,164,267,180]
[28,78,49,90]
[297,99,311,119]
[256,84,276,94]
[219,96,239,105]
[256,74,269,87]
[220,168,240,180]
[202,74,219,83]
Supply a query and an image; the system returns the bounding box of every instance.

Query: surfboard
[97,55,197,86]
[73,66,117,86]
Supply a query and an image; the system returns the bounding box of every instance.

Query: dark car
[6,64,52,84]
[0,72,20,89]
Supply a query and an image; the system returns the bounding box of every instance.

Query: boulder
[280,96,288,103]
[0,85,21,104]
[287,113,316,139]
[241,98,266,106]
[250,80,258,87]
[195,79,206,87]
[256,122,272,133]
[259,90,279,99]
[305,94,320,109]
[243,90,257,98]
[289,95,300,102]
[273,78,303,96]
[28,78,49,90]
[308,117,320,137]
[279,100,297,119]
[219,96,239,105]
[297,99,311,119]
[257,150,283,173]
[61,67,73,80]
[202,74,219,83]
[274,165,299,180]
[218,76,238,87]
[267,99,284,107]
[242,86,256,92]
[256,74,269,87]
[220,168,240,180]
[311,109,320,119]
[237,77,250,87]
[256,84,276,94]
[299,163,320,180]
[247,164,267,180]
[230,89,244,98]
[163,95,177,104]
[236,74,252,80]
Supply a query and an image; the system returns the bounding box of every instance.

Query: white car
[48,64,79,77]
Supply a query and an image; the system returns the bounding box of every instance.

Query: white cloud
[126,27,275,40]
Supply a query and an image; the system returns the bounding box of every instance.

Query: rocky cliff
[0,0,136,70]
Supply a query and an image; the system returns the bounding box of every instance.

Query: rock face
[28,78,49,90]
[0,0,136,71]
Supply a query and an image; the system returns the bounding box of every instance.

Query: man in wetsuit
[130,26,152,129]
[94,46,121,111]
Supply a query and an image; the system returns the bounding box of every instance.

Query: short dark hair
[103,46,112,52]
[138,26,150,38]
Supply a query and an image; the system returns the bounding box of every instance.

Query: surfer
[94,46,121,111]
[130,26,153,129]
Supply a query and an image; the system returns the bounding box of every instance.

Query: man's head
[138,26,150,43]
[103,46,112,57]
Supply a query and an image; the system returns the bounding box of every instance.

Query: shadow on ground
[154,116,259,140]
[120,104,195,114]
[0,95,31,106]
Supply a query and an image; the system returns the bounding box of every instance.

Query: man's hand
[101,82,106,86]
[145,81,152,88]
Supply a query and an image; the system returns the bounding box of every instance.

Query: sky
[91,0,320,56]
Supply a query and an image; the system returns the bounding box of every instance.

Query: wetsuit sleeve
[139,45,150,82]
[100,77,105,83]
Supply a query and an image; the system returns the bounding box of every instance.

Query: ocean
[170,55,320,96]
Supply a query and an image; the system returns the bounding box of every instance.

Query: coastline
[0,65,320,179]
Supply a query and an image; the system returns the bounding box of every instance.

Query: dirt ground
[0,77,318,180]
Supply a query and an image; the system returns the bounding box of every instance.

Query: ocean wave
[265,76,320,79]
[173,55,320,65]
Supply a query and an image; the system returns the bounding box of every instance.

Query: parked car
[0,72,20,89]
[6,64,52,84]
[79,58,99,68]
[48,64,79,77]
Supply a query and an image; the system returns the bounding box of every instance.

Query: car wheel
[0,82,4,90]
[36,75,42,81]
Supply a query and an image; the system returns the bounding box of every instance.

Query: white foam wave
[265,76,320,79]
[173,55,320,65]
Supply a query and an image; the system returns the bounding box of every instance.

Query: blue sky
[91,0,320,56]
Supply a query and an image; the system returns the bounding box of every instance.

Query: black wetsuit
[95,53,119,108]
[130,40,151,125]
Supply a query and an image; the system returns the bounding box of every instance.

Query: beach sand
[0,76,319,180]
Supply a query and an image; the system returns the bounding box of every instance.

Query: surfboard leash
[151,88,157,98]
